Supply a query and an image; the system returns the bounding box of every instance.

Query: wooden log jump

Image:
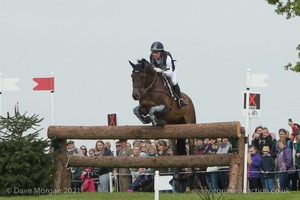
[48,121,244,194]
[48,121,241,139]
[68,154,232,168]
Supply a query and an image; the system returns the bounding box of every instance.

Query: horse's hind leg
[188,139,194,155]
[177,139,186,155]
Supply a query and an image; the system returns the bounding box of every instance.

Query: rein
[140,71,158,94]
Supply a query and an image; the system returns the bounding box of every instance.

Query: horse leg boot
[133,106,151,124]
[148,105,166,127]
[172,83,188,108]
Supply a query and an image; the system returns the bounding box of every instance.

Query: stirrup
[178,98,188,108]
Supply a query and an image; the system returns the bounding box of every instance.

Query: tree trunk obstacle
[48,121,241,139]
[68,154,232,168]
[48,121,244,194]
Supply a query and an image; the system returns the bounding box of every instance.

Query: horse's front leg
[133,106,151,124]
[148,105,166,127]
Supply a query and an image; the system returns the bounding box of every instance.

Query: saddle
[160,74,177,100]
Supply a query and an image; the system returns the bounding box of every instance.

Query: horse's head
[129,59,156,100]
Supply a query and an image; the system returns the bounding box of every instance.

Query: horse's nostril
[132,94,140,100]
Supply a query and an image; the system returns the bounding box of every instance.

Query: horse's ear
[129,60,135,69]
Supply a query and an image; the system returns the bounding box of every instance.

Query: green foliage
[284,44,300,72]
[266,0,300,19]
[266,1,300,72]
[0,107,55,196]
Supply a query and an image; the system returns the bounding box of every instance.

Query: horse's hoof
[155,119,165,127]
[143,115,151,123]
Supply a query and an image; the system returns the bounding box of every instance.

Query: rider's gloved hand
[153,67,163,73]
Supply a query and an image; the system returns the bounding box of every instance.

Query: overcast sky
[1,0,300,151]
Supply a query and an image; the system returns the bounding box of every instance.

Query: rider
[149,41,188,108]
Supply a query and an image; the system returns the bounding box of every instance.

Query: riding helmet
[150,42,164,51]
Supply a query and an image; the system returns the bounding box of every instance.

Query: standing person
[260,146,275,192]
[129,145,143,183]
[251,125,263,141]
[216,138,231,190]
[67,140,84,156]
[247,145,262,192]
[275,128,297,190]
[276,129,292,150]
[204,138,219,193]
[156,140,168,176]
[67,140,84,191]
[88,147,98,189]
[80,169,96,192]
[252,127,276,156]
[294,129,300,185]
[88,148,96,156]
[194,138,207,155]
[147,144,157,157]
[288,119,300,143]
[277,139,295,191]
[156,140,171,192]
[113,139,133,192]
[140,142,148,157]
[94,140,112,192]
[115,141,121,156]
[80,145,88,156]
[104,141,114,156]
[149,41,187,108]
[193,138,207,190]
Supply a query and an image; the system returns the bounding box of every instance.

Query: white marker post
[243,69,268,193]
[50,72,55,125]
[243,69,251,193]
[154,170,173,200]
[109,172,113,193]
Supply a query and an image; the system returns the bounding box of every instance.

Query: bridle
[133,70,158,95]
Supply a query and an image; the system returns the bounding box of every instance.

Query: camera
[259,132,263,139]
[288,118,292,122]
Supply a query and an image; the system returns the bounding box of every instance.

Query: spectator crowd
[66,120,300,193]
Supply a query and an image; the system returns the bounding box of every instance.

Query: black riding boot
[172,83,188,108]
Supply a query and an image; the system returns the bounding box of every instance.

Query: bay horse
[129,58,196,155]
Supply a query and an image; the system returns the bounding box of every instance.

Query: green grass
[0,191,300,200]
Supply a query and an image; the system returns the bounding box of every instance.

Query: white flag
[0,78,20,91]
[155,175,173,190]
[249,74,268,87]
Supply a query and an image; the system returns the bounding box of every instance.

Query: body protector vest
[149,51,176,71]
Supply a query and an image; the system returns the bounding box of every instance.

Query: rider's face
[152,51,161,59]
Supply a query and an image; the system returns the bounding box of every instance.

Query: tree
[0,107,54,196]
[266,0,300,72]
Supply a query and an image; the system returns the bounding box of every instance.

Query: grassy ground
[0,191,300,200]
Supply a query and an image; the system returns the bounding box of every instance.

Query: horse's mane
[138,58,150,65]
[139,59,155,75]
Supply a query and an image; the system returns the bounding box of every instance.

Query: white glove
[153,67,163,73]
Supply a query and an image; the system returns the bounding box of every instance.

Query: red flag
[33,77,54,91]
[108,113,117,126]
